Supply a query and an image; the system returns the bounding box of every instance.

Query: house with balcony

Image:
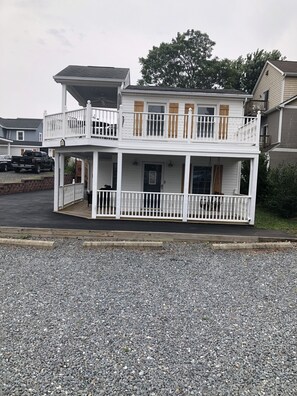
[248,60,297,167]
[0,117,43,156]
[43,65,261,224]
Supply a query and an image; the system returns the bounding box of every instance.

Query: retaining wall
[0,175,73,195]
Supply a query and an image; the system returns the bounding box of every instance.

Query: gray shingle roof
[0,118,42,129]
[54,65,130,80]
[270,60,297,74]
[125,85,248,95]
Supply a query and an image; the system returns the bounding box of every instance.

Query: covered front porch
[53,151,258,224]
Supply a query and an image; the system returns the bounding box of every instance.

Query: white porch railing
[187,194,250,222]
[92,191,251,222]
[121,191,184,219]
[59,183,84,208]
[44,103,260,146]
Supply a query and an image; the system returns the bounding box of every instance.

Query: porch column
[182,154,191,222]
[61,84,67,112]
[54,152,60,212]
[116,152,123,219]
[59,154,65,187]
[7,142,11,156]
[87,160,92,191]
[81,159,85,186]
[91,151,99,219]
[248,155,259,225]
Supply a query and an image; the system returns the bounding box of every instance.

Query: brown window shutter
[213,165,223,194]
[134,101,144,136]
[219,105,229,139]
[168,103,179,138]
[183,103,194,138]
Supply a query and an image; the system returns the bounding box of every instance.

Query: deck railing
[59,183,84,208]
[44,103,260,146]
[92,191,251,222]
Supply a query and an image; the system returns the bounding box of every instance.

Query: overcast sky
[1,0,297,119]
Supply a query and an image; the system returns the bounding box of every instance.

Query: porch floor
[59,199,92,219]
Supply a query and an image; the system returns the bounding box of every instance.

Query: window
[197,106,215,138]
[16,130,24,141]
[147,104,165,136]
[192,166,212,194]
[39,132,42,142]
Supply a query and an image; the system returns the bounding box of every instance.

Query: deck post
[182,154,191,222]
[91,151,99,219]
[248,155,259,225]
[85,100,92,139]
[116,152,123,219]
[81,159,85,186]
[54,152,60,211]
[118,104,123,141]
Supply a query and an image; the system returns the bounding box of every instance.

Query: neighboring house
[0,118,43,156]
[42,65,260,224]
[247,60,297,167]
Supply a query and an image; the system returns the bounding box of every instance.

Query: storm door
[143,164,162,209]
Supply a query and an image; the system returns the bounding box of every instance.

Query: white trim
[278,108,283,143]
[92,151,99,219]
[16,130,25,141]
[123,90,252,100]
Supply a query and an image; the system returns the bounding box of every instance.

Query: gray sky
[1,0,297,119]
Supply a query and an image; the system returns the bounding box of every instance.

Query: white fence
[59,183,84,208]
[93,191,251,222]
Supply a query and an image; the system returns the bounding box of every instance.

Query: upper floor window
[197,106,215,138]
[16,130,24,141]
[147,104,165,137]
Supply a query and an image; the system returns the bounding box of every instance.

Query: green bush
[265,164,297,218]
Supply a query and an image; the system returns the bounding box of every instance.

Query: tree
[239,49,284,93]
[139,30,284,93]
[139,29,217,89]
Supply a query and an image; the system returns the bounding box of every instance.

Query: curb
[0,238,55,249]
[0,227,296,244]
[83,241,163,248]
[212,241,294,250]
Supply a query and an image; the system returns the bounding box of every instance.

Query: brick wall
[0,175,73,195]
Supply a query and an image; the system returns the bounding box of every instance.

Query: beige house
[249,60,297,167]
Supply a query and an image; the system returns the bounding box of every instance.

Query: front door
[143,164,162,209]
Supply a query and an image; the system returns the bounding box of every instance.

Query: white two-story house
[43,65,260,224]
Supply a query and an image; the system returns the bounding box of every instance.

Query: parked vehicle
[11,150,54,174]
[0,155,13,172]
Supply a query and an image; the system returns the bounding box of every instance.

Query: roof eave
[53,75,126,86]
[123,88,252,99]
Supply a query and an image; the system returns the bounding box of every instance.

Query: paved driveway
[0,190,295,239]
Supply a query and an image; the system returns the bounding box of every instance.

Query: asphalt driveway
[0,189,295,239]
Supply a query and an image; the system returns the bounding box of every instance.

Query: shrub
[265,164,297,218]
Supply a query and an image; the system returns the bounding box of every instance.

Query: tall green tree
[139,29,217,89]
[239,49,284,93]
[139,30,284,93]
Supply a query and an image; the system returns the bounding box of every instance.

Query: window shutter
[134,101,144,136]
[183,103,194,138]
[168,103,179,138]
[219,105,229,139]
[213,164,223,194]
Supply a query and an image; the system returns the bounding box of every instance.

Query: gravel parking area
[0,171,54,184]
[1,241,296,395]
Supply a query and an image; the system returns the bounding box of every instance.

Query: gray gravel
[1,241,296,395]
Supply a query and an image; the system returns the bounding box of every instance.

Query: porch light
[168,160,173,168]
[132,159,139,166]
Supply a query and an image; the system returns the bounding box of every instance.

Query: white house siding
[284,77,297,101]
[253,63,283,109]
[97,154,239,195]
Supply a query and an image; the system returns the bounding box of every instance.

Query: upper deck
[43,101,260,154]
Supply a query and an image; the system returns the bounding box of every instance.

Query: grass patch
[255,207,297,236]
